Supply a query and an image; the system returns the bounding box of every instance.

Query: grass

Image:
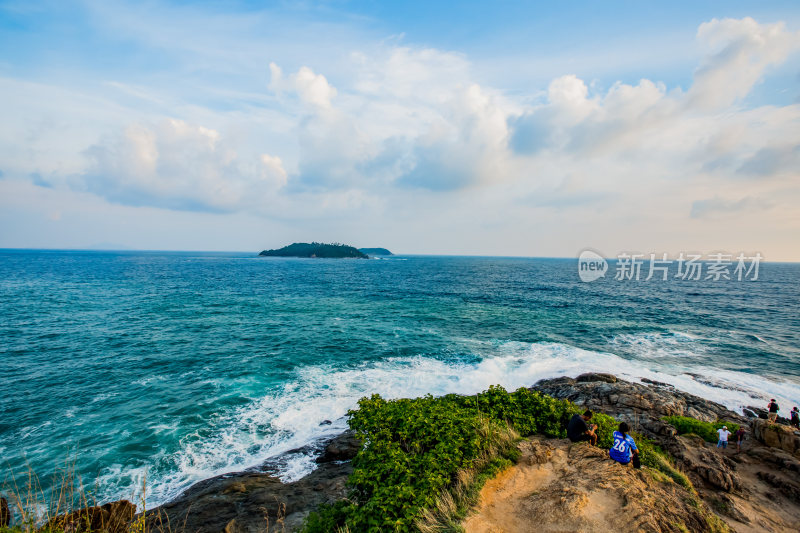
[662,416,741,444]
[684,497,731,533]
[635,434,695,493]
[1,458,150,533]
[414,422,519,533]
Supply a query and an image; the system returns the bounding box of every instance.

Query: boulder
[316,430,361,463]
[664,435,741,493]
[746,444,800,473]
[148,461,351,532]
[44,500,135,533]
[751,418,800,457]
[575,372,617,383]
[745,406,791,424]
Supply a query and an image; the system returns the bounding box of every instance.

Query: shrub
[663,416,740,443]
[305,391,523,532]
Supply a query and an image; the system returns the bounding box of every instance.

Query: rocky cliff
[464,438,726,533]
[128,375,800,532]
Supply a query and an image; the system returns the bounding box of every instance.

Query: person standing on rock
[567,410,598,446]
[716,426,732,449]
[767,399,780,423]
[734,426,746,453]
[791,407,799,429]
[609,422,640,468]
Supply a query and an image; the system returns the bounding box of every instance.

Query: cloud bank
[1,10,799,257]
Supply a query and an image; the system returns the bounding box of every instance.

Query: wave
[608,330,708,359]
[98,338,800,508]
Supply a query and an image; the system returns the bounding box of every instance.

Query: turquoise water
[1,250,799,507]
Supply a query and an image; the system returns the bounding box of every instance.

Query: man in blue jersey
[609,422,640,468]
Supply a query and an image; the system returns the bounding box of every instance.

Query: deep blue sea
[2,250,799,508]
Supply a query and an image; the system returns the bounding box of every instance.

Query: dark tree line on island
[259,242,392,258]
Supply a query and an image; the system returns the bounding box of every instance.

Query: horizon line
[1,247,799,264]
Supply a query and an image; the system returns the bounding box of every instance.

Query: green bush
[305,391,525,532]
[453,385,616,448]
[663,416,740,443]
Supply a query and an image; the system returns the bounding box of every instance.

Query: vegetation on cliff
[303,385,692,533]
[662,416,741,444]
[259,242,367,258]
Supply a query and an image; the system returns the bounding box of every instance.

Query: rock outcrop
[464,438,726,533]
[533,373,747,438]
[45,500,135,533]
[532,373,800,531]
[315,430,361,464]
[533,373,749,494]
[663,434,741,493]
[147,445,354,533]
[751,418,800,457]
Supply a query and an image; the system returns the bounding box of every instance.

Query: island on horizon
[358,247,393,256]
[259,242,368,258]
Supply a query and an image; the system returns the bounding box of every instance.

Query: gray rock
[757,471,800,503]
[575,372,617,383]
[148,462,351,533]
[316,430,361,463]
[751,418,800,457]
[146,430,359,533]
[533,374,746,439]
[662,435,742,493]
[45,500,135,533]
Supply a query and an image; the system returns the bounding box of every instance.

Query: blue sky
[1,1,799,258]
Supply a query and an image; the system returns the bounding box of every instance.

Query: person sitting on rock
[567,410,598,446]
[716,425,732,449]
[767,399,780,423]
[791,407,799,429]
[609,422,640,468]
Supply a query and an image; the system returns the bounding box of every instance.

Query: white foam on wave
[609,331,708,358]
[113,338,800,508]
[605,330,799,403]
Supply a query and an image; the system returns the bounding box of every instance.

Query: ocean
[1,250,799,508]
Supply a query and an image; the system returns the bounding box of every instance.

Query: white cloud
[269,63,337,110]
[74,119,287,212]
[689,17,800,109]
[268,46,515,191]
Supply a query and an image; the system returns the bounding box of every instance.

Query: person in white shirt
[717,426,732,449]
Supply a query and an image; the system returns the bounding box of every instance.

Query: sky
[0,1,799,259]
